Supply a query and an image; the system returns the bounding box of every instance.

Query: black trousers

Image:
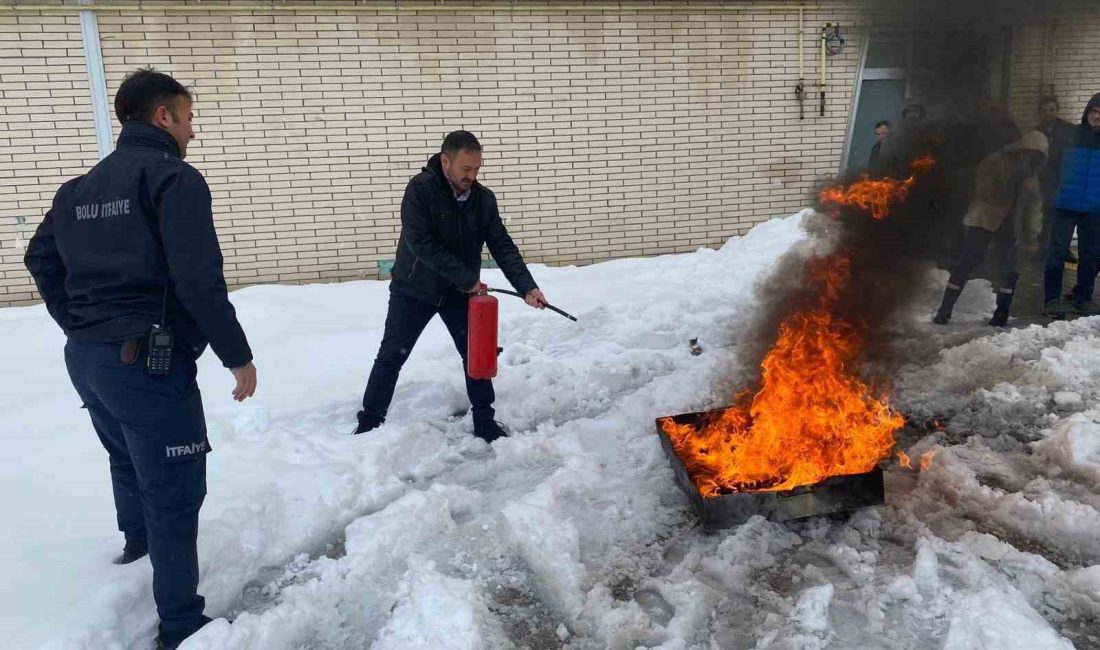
[947,225,1019,294]
[1044,208,1100,303]
[64,339,208,637]
[361,291,495,423]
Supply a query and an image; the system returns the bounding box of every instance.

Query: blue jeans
[64,339,208,637]
[1044,209,1100,303]
[361,291,495,423]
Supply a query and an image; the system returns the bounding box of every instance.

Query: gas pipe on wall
[797,13,845,119]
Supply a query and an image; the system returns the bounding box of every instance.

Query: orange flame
[659,252,904,497]
[818,156,934,220]
[897,449,937,472]
[656,160,932,497]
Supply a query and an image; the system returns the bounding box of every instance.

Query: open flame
[818,156,935,219]
[897,449,937,471]
[659,158,934,497]
[659,252,903,496]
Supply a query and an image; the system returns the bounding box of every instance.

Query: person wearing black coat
[352,131,547,441]
[23,69,256,650]
[1036,95,1080,259]
[868,120,891,170]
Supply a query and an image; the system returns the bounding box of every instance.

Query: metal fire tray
[656,410,885,532]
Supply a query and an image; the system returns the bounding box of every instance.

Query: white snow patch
[943,588,1073,650]
[371,558,503,650]
[1033,411,1100,482]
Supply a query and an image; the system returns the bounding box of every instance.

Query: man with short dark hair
[1036,95,1079,260]
[24,68,256,649]
[869,119,891,168]
[352,130,546,441]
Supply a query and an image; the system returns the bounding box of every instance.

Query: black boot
[350,410,384,435]
[473,419,509,443]
[112,539,148,565]
[156,616,213,650]
[933,286,962,325]
[989,290,1013,327]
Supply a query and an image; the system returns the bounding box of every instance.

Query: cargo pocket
[134,388,210,510]
[141,455,207,510]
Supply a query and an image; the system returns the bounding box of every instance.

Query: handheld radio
[146,286,174,375]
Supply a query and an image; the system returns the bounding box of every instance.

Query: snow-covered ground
[3,211,1100,649]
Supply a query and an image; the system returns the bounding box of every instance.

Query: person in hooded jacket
[1042,92,1100,317]
[933,131,1048,326]
[351,131,547,440]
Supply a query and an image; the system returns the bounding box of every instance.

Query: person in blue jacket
[24,69,257,650]
[1043,92,1100,317]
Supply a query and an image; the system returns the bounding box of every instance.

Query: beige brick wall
[7,2,1100,309]
[0,1,864,307]
[1049,2,1100,125]
[1010,1,1100,131]
[0,10,98,306]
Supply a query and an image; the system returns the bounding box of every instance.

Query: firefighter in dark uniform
[352,130,547,440]
[23,69,257,650]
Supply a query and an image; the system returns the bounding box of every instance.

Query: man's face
[874,124,890,143]
[156,97,195,158]
[1088,106,1100,129]
[1039,102,1059,123]
[441,148,482,194]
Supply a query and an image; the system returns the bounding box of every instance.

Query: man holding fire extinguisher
[352,131,548,441]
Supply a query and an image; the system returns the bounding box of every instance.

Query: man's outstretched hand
[230,362,257,402]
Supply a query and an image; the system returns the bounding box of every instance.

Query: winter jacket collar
[116,122,182,158]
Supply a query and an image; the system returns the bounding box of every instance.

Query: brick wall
[1,0,865,306]
[1049,2,1100,125]
[1010,1,1100,131]
[0,10,98,305]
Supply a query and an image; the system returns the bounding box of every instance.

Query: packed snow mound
[943,588,1074,650]
[1033,411,1100,482]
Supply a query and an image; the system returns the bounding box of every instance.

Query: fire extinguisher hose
[486,288,578,322]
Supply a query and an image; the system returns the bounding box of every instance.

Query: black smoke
[733,0,1053,387]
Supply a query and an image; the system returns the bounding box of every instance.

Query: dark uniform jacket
[24,123,252,369]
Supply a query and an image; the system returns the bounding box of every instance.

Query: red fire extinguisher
[467,293,500,379]
[467,287,578,380]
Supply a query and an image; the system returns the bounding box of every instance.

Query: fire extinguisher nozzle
[486,287,578,322]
